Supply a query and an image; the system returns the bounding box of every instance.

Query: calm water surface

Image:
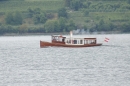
[0,34,130,86]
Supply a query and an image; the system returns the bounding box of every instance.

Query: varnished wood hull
[40,41,102,48]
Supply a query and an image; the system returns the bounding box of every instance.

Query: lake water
[0,34,130,86]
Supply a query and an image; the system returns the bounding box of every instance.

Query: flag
[104,37,109,42]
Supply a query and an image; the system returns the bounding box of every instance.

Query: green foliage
[58,17,67,31]
[70,0,82,11]
[5,11,23,25]
[19,24,28,33]
[44,20,56,33]
[58,8,68,18]
[1,0,130,34]
[0,0,8,1]
[0,25,19,34]
[127,0,130,4]
[66,20,76,31]
[84,9,89,16]
[14,11,23,25]
[64,0,71,7]
[122,22,130,32]
[46,13,55,19]
[33,13,47,24]
[64,0,85,7]
[0,1,64,12]
[44,17,76,33]
[65,0,87,11]
[27,7,34,18]
[44,18,67,33]
[82,1,91,8]
[27,8,47,24]
[96,19,115,31]
[5,12,13,25]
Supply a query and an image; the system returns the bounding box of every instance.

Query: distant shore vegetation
[0,0,130,35]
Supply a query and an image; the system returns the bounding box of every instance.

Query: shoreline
[0,32,69,36]
[0,31,128,36]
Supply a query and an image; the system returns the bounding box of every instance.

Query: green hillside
[0,0,64,12]
[0,0,130,35]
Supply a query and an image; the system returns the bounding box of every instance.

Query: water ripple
[0,34,130,86]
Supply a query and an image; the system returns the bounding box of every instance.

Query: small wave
[102,45,124,48]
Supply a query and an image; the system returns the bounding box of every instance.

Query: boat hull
[40,41,102,48]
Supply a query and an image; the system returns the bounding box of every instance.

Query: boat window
[66,39,71,44]
[62,38,65,42]
[77,40,79,44]
[52,37,56,41]
[84,40,86,44]
[52,36,63,42]
[67,40,69,43]
[80,40,83,44]
[69,40,71,43]
[84,40,88,44]
[88,40,90,44]
[74,40,77,44]
[65,39,84,45]
[86,40,88,44]
[91,40,94,44]
[88,40,89,44]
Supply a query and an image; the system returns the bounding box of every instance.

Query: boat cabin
[40,31,102,48]
[65,38,96,45]
[51,35,96,45]
[51,35,66,44]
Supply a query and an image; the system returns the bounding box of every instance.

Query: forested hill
[0,0,130,35]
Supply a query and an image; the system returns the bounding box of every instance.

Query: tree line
[0,0,130,35]
[64,0,130,11]
[0,7,76,34]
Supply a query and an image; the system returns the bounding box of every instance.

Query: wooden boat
[40,31,102,48]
